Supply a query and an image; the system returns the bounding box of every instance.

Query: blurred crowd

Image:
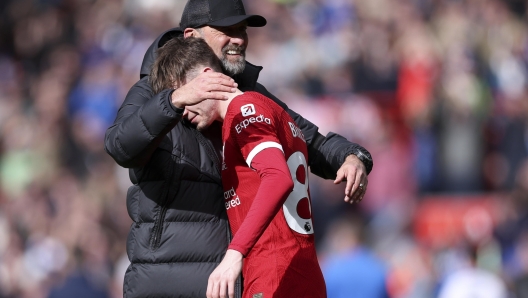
[0,0,527,297]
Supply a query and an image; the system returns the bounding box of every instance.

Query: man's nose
[229,34,245,46]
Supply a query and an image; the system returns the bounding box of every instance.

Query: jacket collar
[233,61,262,92]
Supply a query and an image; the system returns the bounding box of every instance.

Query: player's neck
[218,89,243,121]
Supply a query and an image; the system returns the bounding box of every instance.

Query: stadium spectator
[321,215,390,298]
[437,244,508,298]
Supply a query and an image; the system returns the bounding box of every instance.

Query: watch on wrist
[349,148,373,174]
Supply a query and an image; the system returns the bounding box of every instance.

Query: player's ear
[203,67,214,73]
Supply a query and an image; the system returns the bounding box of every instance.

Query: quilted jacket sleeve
[104,77,182,168]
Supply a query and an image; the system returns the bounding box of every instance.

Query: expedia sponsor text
[235,114,271,134]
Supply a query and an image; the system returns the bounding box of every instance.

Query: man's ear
[203,67,215,73]
[183,28,199,38]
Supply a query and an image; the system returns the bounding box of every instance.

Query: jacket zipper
[192,129,221,176]
[151,160,175,250]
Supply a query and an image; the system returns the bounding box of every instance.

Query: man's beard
[220,45,246,76]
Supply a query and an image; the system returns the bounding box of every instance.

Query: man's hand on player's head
[206,249,243,298]
[171,72,237,109]
[334,154,368,204]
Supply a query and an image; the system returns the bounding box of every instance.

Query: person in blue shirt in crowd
[322,215,390,298]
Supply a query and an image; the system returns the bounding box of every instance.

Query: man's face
[183,99,220,131]
[198,22,248,76]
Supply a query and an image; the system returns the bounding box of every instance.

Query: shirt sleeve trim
[246,141,283,167]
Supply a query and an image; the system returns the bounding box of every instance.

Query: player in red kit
[217,92,326,298]
[187,87,327,298]
[149,37,327,298]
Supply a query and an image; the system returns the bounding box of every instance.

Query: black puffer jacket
[104,28,372,298]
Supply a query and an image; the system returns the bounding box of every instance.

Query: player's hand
[206,249,243,298]
[171,72,237,108]
[334,154,368,204]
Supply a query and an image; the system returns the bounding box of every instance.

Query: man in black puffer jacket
[104,0,373,297]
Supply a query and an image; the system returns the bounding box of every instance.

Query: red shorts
[242,250,327,298]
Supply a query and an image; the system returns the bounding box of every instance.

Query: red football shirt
[221,91,326,298]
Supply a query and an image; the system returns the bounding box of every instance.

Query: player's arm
[206,148,292,298]
[230,148,293,254]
